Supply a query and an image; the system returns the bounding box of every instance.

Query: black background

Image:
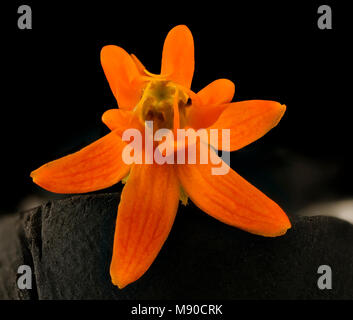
[0,1,351,216]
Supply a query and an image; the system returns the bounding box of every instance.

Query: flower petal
[187,103,230,130]
[176,148,291,237]
[131,53,146,75]
[102,108,143,134]
[110,163,179,289]
[161,25,194,88]
[30,131,130,193]
[101,45,145,110]
[198,79,235,105]
[208,100,286,151]
[186,79,235,129]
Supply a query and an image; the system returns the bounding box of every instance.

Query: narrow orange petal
[176,147,291,237]
[101,45,145,110]
[208,100,286,151]
[161,25,194,88]
[197,79,235,106]
[110,163,179,289]
[102,108,143,134]
[30,131,130,193]
[187,103,230,130]
[131,53,146,75]
[187,79,235,129]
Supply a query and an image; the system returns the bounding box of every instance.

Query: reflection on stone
[299,199,353,225]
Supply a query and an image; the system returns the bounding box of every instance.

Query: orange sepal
[187,79,235,129]
[208,100,286,151]
[30,131,130,194]
[187,103,230,130]
[131,53,146,75]
[161,25,194,89]
[102,108,143,134]
[176,147,291,237]
[101,45,146,110]
[197,79,235,106]
[110,163,179,289]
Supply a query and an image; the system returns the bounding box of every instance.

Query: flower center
[134,80,190,131]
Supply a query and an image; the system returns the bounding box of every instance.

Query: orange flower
[30,25,291,289]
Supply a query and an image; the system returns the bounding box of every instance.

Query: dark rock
[1,193,352,299]
[0,214,34,299]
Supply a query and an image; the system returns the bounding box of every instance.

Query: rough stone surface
[0,193,352,299]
